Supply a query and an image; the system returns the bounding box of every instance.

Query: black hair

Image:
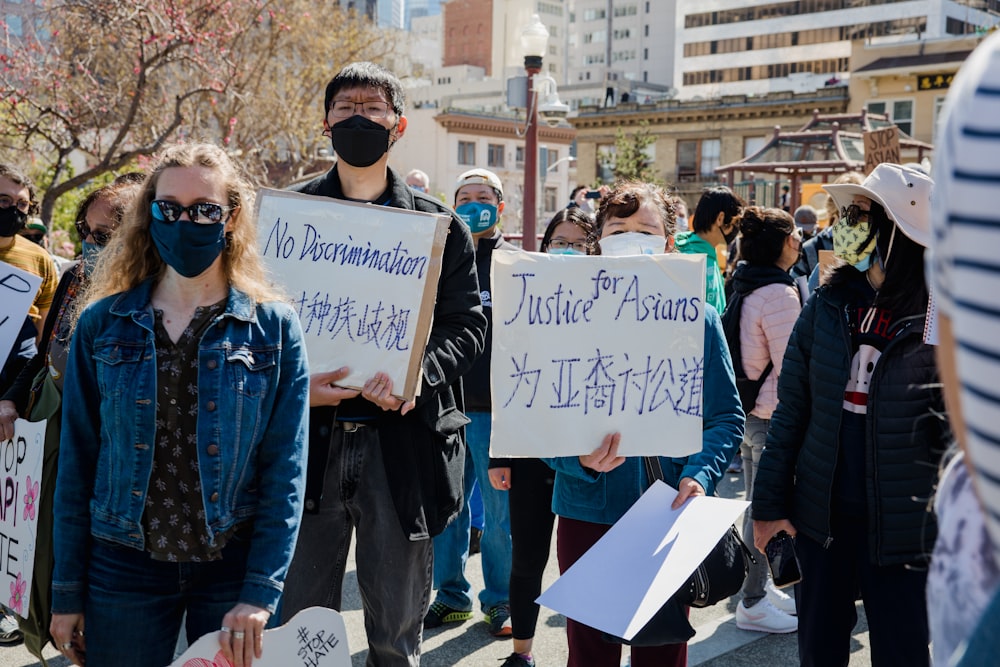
[324,62,405,117]
[0,163,39,216]
[737,206,795,266]
[595,180,676,239]
[690,186,743,234]
[541,207,596,253]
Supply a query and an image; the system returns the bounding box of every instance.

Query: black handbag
[602,456,754,646]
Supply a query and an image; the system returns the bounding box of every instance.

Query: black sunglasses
[151,200,233,225]
[74,220,115,246]
[839,204,870,227]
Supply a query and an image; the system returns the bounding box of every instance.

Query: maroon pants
[557,516,688,667]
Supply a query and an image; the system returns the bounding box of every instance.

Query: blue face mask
[546,247,585,256]
[455,202,498,234]
[81,240,102,276]
[150,215,227,278]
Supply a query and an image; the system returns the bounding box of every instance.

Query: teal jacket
[546,306,745,525]
[675,231,726,315]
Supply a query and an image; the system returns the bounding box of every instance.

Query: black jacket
[751,272,947,566]
[464,230,518,412]
[294,165,487,540]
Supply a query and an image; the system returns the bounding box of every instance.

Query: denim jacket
[52,279,310,614]
[547,306,745,525]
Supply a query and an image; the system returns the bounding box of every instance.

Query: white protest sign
[491,252,706,458]
[0,419,45,619]
[171,606,350,667]
[255,189,450,401]
[0,260,43,365]
[536,481,747,641]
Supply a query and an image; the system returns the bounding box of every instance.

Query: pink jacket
[739,282,802,419]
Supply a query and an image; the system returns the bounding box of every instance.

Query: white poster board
[254,189,450,401]
[172,606,350,667]
[0,419,45,618]
[536,481,748,641]
[491,252,706,458]
[0,260,44,364]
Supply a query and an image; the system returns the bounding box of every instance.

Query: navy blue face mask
[150,209,227,278]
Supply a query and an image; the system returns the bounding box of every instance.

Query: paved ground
[0,471,874,666]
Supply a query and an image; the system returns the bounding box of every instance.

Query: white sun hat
[824,163,932,248]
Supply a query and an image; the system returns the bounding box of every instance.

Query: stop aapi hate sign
[1,419,45,618]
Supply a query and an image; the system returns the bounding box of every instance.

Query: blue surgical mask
[455,202,498,234]
[598,232,666,256]
[150,216,227,278]
[81,240,102,276]
[546,247,585,256]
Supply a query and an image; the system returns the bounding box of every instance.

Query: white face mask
[598,232,666,257]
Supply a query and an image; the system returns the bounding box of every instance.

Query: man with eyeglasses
[424,168,517,637]
[0,164,58,344]
[280,62,487,666]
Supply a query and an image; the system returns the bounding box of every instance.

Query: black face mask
[723,221,739,245]
[331,115,392,168]
[0,206,28,237]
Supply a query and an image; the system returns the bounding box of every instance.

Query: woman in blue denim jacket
[50,144,309,667]
[548,182,745,667]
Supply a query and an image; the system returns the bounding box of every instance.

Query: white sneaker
[735,599,798,634]
[766,579,797,615]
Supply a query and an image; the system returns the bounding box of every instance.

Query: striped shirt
[929,31,1000,553]
[0,234,58,322]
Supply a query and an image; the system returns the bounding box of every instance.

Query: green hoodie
[675,230,726,315]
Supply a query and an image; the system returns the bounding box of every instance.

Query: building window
[488,144,505,168]
[544,187,559,214]
[458,141,476,166]
[515,146,525,169]
[867,99,915,136]
[933,95,947,144]
[677,139,721,182]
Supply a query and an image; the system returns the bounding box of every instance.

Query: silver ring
[233,630,245,640]
[62,642,73,650]
[220,625,231,633]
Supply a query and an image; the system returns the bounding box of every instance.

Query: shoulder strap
[644,456,665,487]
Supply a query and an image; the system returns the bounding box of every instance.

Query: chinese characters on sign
[918,73,954,90]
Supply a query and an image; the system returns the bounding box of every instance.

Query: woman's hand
[579,433,625,473]
[308,368,361,407]
[0,400,19,442]
[219,603,271,667]
[51,613,86,665]
[362,372,416,415]
[489,467,511,490]
[753,519,797,553]
[671,477,706,509]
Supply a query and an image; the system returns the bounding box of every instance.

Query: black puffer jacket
[751,273,947,566]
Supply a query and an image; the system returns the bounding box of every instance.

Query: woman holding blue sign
[50,143,309,667]
[547,181,744,667]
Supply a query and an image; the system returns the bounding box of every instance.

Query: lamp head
[520,14,549,58]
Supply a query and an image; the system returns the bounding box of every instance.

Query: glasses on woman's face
[0,194,31,212]
[840,204,870,227]
[74,219,115,246]
[329,100,391,120]
[548,239,589,252]
[151,200,233,225]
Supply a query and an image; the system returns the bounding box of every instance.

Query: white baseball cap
[454,168,504,200]
[824,163,932,248]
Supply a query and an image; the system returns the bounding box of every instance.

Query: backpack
[720,289,773,414]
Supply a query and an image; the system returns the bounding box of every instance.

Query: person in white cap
[752,163,947,667]
[425,168,518,637]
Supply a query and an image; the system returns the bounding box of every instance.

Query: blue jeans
[84,535,255,667]
[431,411,511,612]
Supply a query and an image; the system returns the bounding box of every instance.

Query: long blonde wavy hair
[82,143,282,310]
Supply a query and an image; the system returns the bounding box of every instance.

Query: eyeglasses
[0,194,31,212]
[75,219,115,246]
[151,200,233,225]
[329,100,391,120]
[840,204,870,227]
[548,239,589,252]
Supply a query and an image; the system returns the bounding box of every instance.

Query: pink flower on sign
[183,651,234,667]
[8,573,26,615]
[23,477,39,522]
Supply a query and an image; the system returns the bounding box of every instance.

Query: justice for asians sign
[490,251,707,458]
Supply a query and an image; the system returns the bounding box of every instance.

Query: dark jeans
[282,423,433,667]
[508,458,556,641]
[796,512,929,667]
[557,516,688,667]
[84,535,250,666]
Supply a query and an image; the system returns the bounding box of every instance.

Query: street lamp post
[520,14,548,251]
